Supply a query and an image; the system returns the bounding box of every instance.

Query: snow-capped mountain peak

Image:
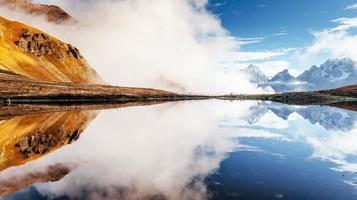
[270,69,295,82]
[318,58,355,80]
[245,58,356,93]
[296,58,356,90]
[242,65,270,83]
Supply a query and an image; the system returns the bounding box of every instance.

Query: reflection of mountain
[245,102,357,131]
[245,105,269,124]
[0,111,97,171]
[0,110,97,196]
[0,100,172,196]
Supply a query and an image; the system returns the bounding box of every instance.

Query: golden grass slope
[0,16,101,84]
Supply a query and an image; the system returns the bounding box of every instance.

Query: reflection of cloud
[238,102,357,180]
[2,101,356,198]
[253,111,289,129]
[305,129,357,173]
[1,101,256,199]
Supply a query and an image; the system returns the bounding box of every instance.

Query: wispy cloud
[255,60,291,76]
[221,48,295,63]
[329,17,357,32]
[238,37,265,45]
[346,3,357,10]
[298,17,357,66]
[272,32,288,37]
[210,1,226,8]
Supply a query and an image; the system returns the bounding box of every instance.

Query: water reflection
[0,101,356,200]
[0,110,97,196]
[243,102,357,131]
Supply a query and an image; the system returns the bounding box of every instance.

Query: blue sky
[208,0,355,50]
[207,0,357,76]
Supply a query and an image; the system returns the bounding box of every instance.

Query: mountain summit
[297,58,356,90]
[270,69,295,82]
[0,0,74,24]
[242,65,270,83]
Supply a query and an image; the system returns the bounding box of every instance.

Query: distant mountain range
[242,58,357,93]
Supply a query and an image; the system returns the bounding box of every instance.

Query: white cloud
[298,17,357,66]
[346,3,357,10]
[237,37,264,45]
[255,60,291,76]
[221,48,293,63]
[1,0,268,95]
[210,1,226,8]
[272,32,288,37]
[330,17,357,32]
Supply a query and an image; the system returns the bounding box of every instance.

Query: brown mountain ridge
[0,0,73,23]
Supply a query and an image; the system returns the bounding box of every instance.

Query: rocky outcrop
[15,28,84,61]
[15,29,63,58]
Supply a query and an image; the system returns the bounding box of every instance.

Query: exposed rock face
[0,0,73,24]
[0,16,101,84]
[15,29,62,58]
[15,28,84,61]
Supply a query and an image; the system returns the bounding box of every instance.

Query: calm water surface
[1,100,357,200]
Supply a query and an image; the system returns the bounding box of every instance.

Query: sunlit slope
[0,16,101,84]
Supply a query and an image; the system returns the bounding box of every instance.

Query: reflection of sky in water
[2,101,357,200]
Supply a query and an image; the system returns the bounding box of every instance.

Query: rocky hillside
[0,0,73,24]
[0,16,100,84]
[321,84,357,97]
